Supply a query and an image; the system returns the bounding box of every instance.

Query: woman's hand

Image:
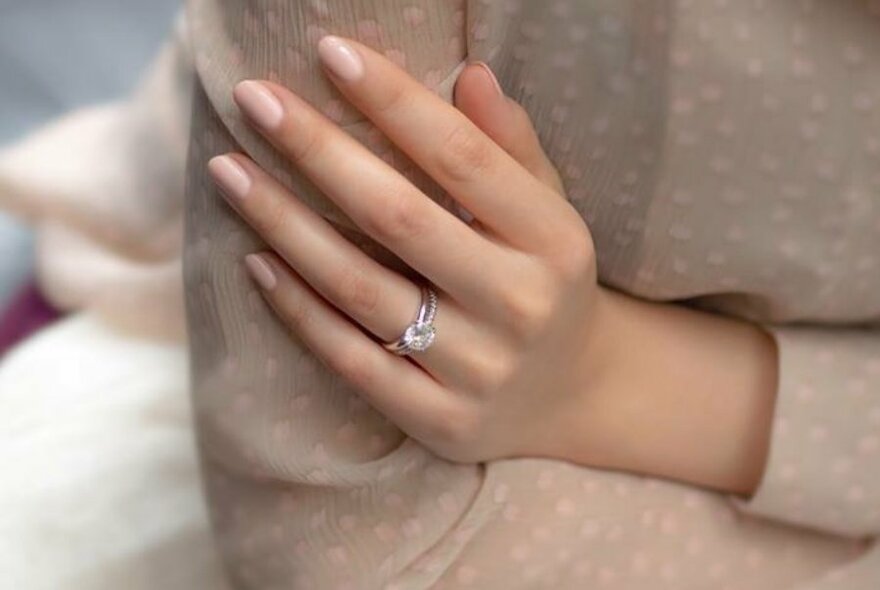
[208,34,780,496]
[207,35,616,464]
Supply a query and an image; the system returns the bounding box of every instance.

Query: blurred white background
[0,0,180,307]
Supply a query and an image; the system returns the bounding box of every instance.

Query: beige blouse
[4,1,875,588]
[175,1,880,588]
[178,1,880,588]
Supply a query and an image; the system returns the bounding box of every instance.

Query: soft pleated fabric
[0,1,878,589]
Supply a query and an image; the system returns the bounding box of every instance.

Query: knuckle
[498,285,556,341]
[280,295,314,332]
[548,221,597,283]
[335,267,382,317]
[373,81,414,116]
[436,124,496,183]
[288,122,327,167]
[366,189,430,242]
[252,196,292,239]
[330,348,376,391]
[467,350,515,395]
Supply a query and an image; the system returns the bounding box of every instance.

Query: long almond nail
[244,254,277,291]
[234,81,285,129]
[208,155,251,200]
[317,35,365,82]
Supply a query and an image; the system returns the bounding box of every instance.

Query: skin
[208,35,780,497]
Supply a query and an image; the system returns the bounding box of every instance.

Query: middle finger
[231,79,513,311]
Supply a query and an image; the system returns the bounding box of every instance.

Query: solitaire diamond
[404,321,436,352]
[381,284,439,356]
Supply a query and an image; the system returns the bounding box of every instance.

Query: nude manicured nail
[474,61,504,97]
[244,254,277,291]
[208,155,252,200]
[317,35,365,82]
[234,81,285,129]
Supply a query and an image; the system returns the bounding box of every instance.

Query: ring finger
[209,152,498,391]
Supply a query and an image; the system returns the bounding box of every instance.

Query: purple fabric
[0,280,61,357]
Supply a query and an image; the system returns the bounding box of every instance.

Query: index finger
[316,35,571,254]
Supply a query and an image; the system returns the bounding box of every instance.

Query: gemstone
[404,322,435,351]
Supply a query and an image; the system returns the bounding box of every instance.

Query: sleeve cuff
[730,322,880,538]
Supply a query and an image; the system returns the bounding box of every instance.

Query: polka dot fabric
[182,0,880,588]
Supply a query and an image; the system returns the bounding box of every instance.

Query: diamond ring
[382,283,438,356]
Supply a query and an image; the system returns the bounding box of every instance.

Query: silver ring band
[382,283,438,356]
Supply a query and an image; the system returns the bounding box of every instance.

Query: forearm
[565,286,780,495]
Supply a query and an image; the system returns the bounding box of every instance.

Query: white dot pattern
[179,0,880,588]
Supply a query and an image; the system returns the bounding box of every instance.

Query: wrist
[552,285,630,467]
[560,287,780,494]
[577,285,626,393]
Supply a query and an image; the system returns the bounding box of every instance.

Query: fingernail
[234,81,285,129]
[208,155,252,200]
[317,35,365,82]
[474,61,504,97]
[244,254,277,291]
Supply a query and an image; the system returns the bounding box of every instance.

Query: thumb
[453,61,565,194]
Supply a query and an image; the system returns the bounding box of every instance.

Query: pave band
[382,283,438,356]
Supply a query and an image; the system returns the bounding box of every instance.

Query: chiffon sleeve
[732,321,880,539]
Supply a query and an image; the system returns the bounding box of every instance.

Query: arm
[573,286,880,538]
[563,286,779,496]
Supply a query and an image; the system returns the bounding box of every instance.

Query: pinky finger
[244,251,459,438]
